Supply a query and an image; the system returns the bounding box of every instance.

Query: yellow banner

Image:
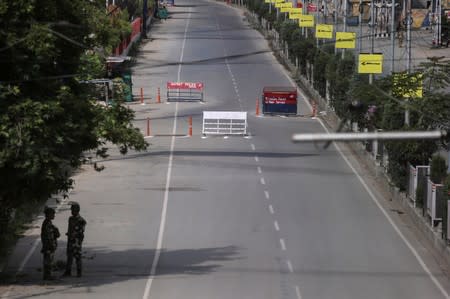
[279,2,293,11]
[316,24,333,39]
[358,54,383,74]
[289,8,302,13]
[289,11,303,19]
[298,15,314,27]
[392,72,423,98]
[274,0,284,3]
[264,0,271,3]
[335,32,356,48]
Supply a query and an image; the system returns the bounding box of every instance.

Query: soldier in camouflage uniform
[41,207,60,280]
[63,203,86,277]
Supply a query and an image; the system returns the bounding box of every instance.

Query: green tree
[416,56,450,94]
[0,0,147,242]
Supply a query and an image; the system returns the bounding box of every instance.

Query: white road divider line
[251,144,256,151]
[287,260,293,273]
[254,156,259,162]
[257,166,262,174]
[269,205,274,214]
[260,177,265,185]
[295,285,303,299]
[274,221,280,231]
[142,8,191,299]
[264,190,270,199]
[280,238,286,251]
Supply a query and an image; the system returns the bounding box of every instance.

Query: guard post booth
[262,86,297,115]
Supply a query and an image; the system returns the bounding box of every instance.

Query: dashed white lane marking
[264,190,270,199]
[269,205,274,214]
[260,177,266,185]
[287,260,294,273]
[280,238,286,251]
[274,220,280,231]
[295,285,302,299]
[254,156,259,162]
[257,166,262,174]
[217,21,243,112]
[251,144,256,151]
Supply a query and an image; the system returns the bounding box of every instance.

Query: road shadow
[87,149,356,176]
[0,245,241,298]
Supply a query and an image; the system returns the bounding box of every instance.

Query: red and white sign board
[167,82,204,90]
[307,3,317,12]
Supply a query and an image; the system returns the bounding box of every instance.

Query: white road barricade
[202,111,248,136]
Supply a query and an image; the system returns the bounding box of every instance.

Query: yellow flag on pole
[392,72,423,98]
[316,24,333,39]
[358,54,383,74]
[279,2,293,11]
[335,32,356,48]
[299,15,314,27]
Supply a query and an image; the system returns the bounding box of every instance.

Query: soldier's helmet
[71,203,80,212]
[44,207,55,216]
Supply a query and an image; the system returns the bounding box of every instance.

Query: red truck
[262,86,297,115]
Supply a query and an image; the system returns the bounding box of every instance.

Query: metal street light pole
[405,0,412,126]
[359,0,363,53]
[369,0,375,84]
[390,0,396,73]
[342,0,348,58]
[292,130,446,142]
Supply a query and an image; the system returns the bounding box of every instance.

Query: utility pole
[436,0,442,46]
[359,0,363,53]
[390,0,396,73]
[317,0,321,24]
[406,0,411,73]
[369,0,375,84]
[405,0,412,126]
[303,0,307,37]
[334,0,338,54]
[342,0,348,58]
[316,0,321,47]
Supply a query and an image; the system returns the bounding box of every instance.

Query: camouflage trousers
[42,251,54,279]
[65,240,82,276]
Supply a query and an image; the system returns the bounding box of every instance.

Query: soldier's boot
[43,269,54,280]
[62,270,71,277]
[76,258,82,277]
[63,254,73,276]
